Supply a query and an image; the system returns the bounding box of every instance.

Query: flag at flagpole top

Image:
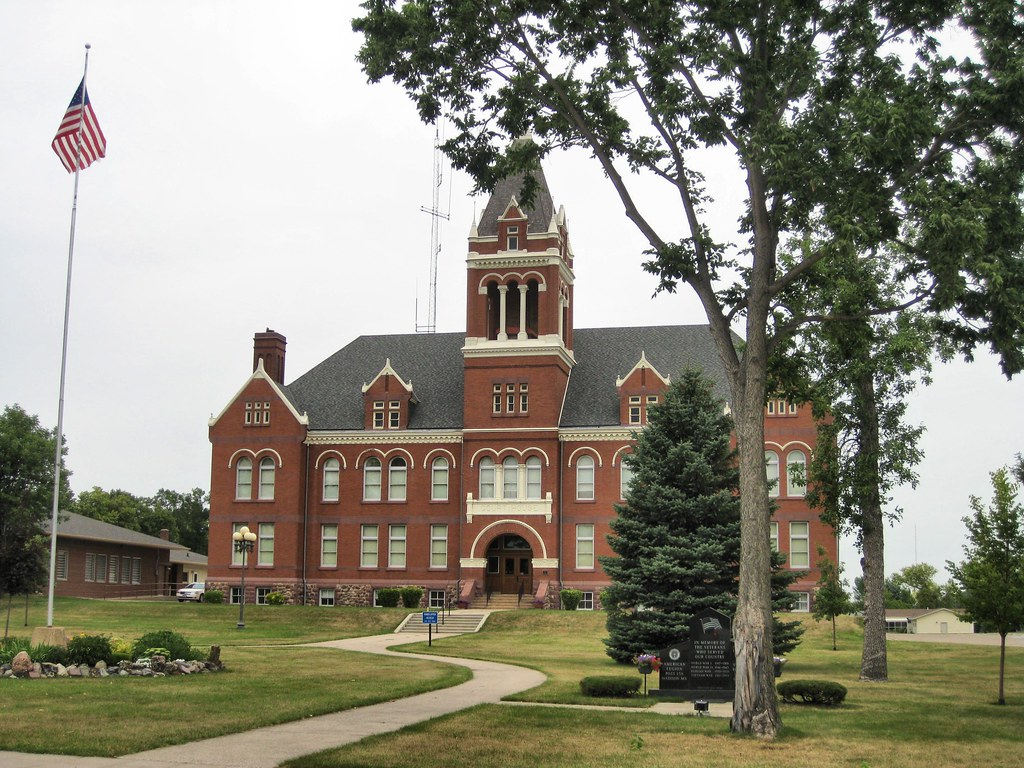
[52,78,106,173]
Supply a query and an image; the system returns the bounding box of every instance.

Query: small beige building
[885,608,975,634]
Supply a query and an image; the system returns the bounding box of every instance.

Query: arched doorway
[485,534,533,596]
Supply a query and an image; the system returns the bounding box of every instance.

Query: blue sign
[422,611,439,624]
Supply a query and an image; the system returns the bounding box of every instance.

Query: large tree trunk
[728,325,780,736]
[856,370,888,682]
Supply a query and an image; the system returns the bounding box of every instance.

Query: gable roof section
[476,167,556,238]
[44,511,187,551]
[285,325,726,432]
[286,332,465,430]
[562,326,728,427]
[209,358,309,427]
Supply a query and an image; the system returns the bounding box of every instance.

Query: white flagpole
[46,44,92,628]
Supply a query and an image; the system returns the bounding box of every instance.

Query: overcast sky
[3,2,1021,580]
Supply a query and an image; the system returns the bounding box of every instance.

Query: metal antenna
[416,125,449,333]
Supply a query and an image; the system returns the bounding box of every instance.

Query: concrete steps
[396,611,488,634]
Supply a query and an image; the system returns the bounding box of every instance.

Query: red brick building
[206,167,834,611]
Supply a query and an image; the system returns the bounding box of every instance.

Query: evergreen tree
[770,549,805,657]
[813,545,851,651]
[602,370,740,663]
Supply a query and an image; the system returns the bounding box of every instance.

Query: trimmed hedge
[777,679,848,706]
[204,589,224,604]
[560,589,583,611]
[579,675,641,698]
[266,591,287,605]
[376,587,402,607]
[400,587,423,608]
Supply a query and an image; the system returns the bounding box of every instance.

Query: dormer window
[507,225,519,251]
[373,401,385,430]
[388,401,401,429]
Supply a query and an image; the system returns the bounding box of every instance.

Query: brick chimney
[253,329,287,384]
[159,528,170,541]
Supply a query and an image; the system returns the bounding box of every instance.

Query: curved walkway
[0,633,546,768]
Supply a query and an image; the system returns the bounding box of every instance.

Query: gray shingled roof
[43,511,187,550]
[476,166,556,237]
[285,325,728,431]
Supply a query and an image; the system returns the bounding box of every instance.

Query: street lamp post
[232,525,257,629]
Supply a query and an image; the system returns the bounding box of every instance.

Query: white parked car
[177,582,205,602]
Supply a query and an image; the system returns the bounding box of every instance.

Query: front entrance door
[485,534,532,596]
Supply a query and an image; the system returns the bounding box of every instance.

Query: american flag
[51,79,106,172]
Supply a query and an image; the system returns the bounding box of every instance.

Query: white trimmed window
[620,457,634,500]
[502,457,519,499]
[479,457,495,499]
[492,385,502,414]
[230,586,243,604]
[507,224,519,251]
[429,589,446,608]
[323,457,340,502]
[321,524,338,567]
[789,522,809,568]
[519,383,529,413]
[235,457,253,500]
[258,522,275,566]
[388,401,401,429]
[576,455,595,501]
[628,395,642,424]
[373,401,385,430]
[389,457,408,501]
[770,521,779,552]
[576,523,595,569]
[579,591,594,610]
[794,592,811,612]
[430,524,448,568]
[363,457,382,501]
[765,450,780,498]
[787,450,807,497]
[256,587,271,605]
[526,456,542,499]
[56,550,68,581]
[319,588,335,607]
[361,524,378,568]
[389,524,407,568]
[258,456,275,500]
[431,457,449,501]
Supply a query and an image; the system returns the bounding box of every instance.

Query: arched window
[576,455,595,501]
[787,450,807,497]
[363,457,382,501]
[503,456,519,499]
[389,457,408,501]
[322,457,340,502]
[765,450,780,498]
[258,457,275,500]
[479,457,495,499]
[235,457,252,500]
[431,457,449,501]
[526,456,542,499]
[620,456,635,500]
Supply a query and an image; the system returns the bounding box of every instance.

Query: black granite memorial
[653,607,735,700]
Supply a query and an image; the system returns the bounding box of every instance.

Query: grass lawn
[0,597,469,756]
[284,614,1024,768]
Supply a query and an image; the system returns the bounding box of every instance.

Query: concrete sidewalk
[0,634,545,768]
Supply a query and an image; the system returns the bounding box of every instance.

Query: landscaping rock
[11,651,32,676]
[56,663,69,677]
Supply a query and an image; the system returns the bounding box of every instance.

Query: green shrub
[579,675,641,698]
[32,644,69,665]
[131,630,198,662]
[66,634,113,665]
[400,587,423,608]
[266,591,287,605]
[376,587,402,607]
[0,637,31,664]
[204,589,224,604]
[560,589,583,611]
[777,679,848,706]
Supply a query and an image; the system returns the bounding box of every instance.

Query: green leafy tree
[602,370,740,664]
[356,2,1024,734]
[948,466,1024,705]
[74,487,151,532]
[0,406,73,607]
[891,563,943,610]
[150,488,209,554]
[813,545,850,651]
